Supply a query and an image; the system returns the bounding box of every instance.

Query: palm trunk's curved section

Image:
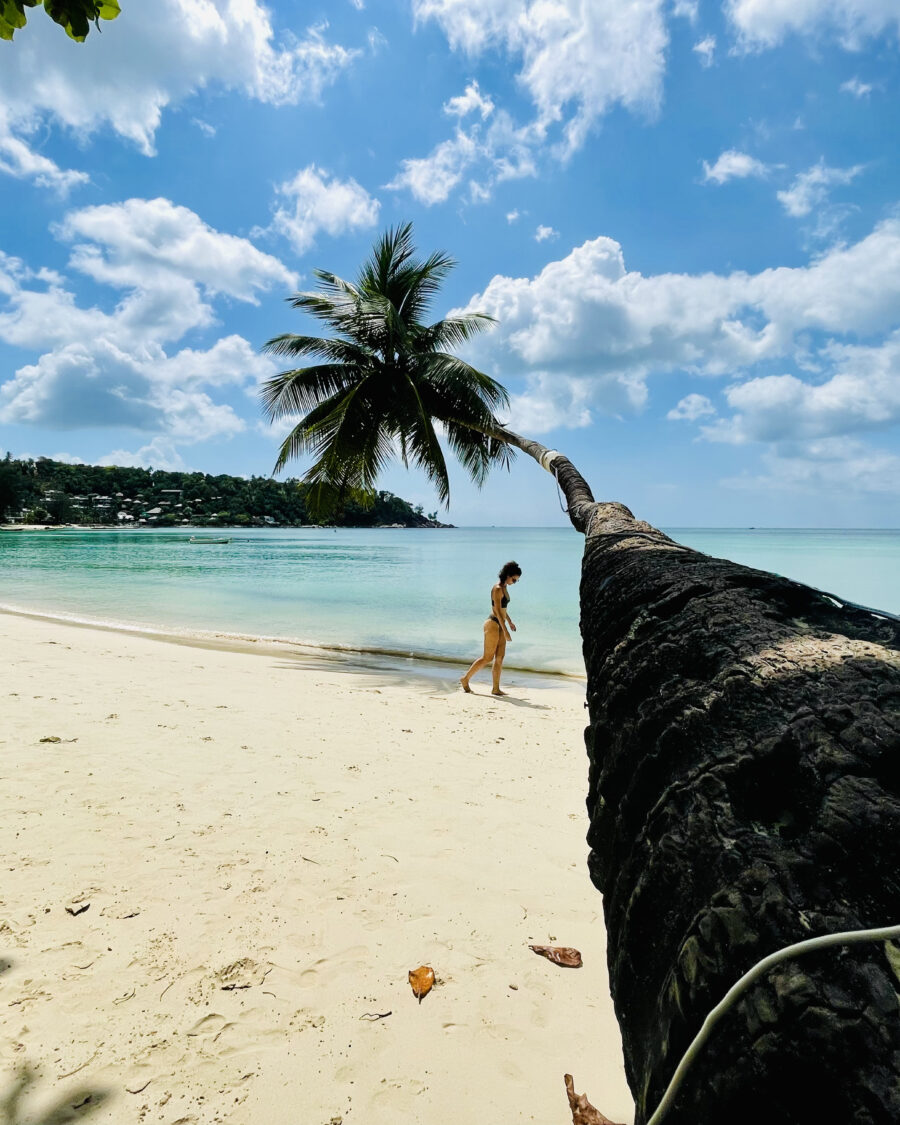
[491,427,598,533]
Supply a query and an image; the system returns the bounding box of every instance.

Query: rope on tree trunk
[645,923,900,1125]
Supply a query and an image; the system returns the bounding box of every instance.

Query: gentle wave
[0,601,586,681]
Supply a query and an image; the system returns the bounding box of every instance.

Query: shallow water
[1,526,897,675]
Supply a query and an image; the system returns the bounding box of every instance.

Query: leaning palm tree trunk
[513,431,900,1124]
[262,223,900,1123]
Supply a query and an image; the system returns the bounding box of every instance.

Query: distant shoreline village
[0,456,453,530]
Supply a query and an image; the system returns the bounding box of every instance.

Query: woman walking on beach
[460,561,522,695]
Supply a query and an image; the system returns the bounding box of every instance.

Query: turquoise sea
[1,527,898,676]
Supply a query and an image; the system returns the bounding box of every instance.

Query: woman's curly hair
[498,560,522,582]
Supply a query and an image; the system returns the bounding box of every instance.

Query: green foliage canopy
[1,0,120,42]
[260,223,513,521]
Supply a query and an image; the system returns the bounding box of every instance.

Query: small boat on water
[189,535,232,544]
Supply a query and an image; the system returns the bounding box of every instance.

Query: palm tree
[261,225,900,1125]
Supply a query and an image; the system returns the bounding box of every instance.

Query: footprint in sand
[298,946,368,988]
[185,1013,229,1039]
[373,1078,427,1110]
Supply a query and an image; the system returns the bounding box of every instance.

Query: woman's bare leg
[491,634,507,695]
[461,621,499,691]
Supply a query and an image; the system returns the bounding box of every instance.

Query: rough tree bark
[499,429,900,1124]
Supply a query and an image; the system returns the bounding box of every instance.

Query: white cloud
[455,219,900,434]
[506,209,521,223]
[506,373,596,433]
[722,440,900,495]
[693,35,716,66]
[0,108,88,194]
[726,0,900,49]
[840,77,874,97]
[702,149,769,184]
[265,165,380,254]
[776,160,864,217]
[192,118,217,137]
[535,225,558,242]
[673,0,699,21]
[58,198,296,301]
[388,128,481,205]
[0,2,359,181]
[0,199,288,449]
[444,80,495,119]
[388,108,538,205]
[413,0,669,154]
[668,393,716,421]
[705,332,900,445]
[99,438,187,472]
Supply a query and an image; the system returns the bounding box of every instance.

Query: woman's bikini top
[491,585,509,615]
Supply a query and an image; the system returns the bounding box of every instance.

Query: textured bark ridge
[580,511,900,1124]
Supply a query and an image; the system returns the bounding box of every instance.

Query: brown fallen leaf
[408,965,435,1003]
[564,1074,626,1125]
[529,944,583,968]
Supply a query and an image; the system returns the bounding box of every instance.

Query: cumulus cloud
[668,393,716,421]
[776,160,864,217]
[535,225,558,242]
[57,198,296,300]
[506,209,521,223]
[0,199,289,449]
[263,165,380,254]
[454,219,900,434]
[705,332,900,446]
[412,0,668,154]
[702,149,769,184]
[387,129,480,205]
[726,0,900,49]
[0,109,89,194]
[0,2,359,186]
[692,35,716,66]
[722,440,900,495]
[99,437,187,472]
[444,80,495,119]
[387,108,536,205]
[840,77,874,98]
[672,0,698,21]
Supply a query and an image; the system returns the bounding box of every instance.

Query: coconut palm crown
[260,223,514,519]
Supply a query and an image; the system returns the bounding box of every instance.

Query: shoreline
[0,602,587,686]
[1,609,632,1124]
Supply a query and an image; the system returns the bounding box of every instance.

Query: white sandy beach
[1,611,632,1125]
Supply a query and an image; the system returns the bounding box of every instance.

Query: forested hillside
[0,455,448,528]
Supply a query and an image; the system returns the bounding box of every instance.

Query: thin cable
[552,465,569,513]
[645,924,900,1125]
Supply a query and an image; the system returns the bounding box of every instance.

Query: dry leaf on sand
[529,944,583,967]
[564,1074,626,1125]
[408,965,435,1003]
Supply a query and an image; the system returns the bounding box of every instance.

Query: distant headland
[0,456,453,529]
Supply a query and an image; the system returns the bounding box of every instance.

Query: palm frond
[423,353,510,412]
[262,334,374,365]
[422,314,496,351]
[260,222,514,514]
[259,364,364,422]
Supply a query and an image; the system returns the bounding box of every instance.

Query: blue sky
[0,0,898,527]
